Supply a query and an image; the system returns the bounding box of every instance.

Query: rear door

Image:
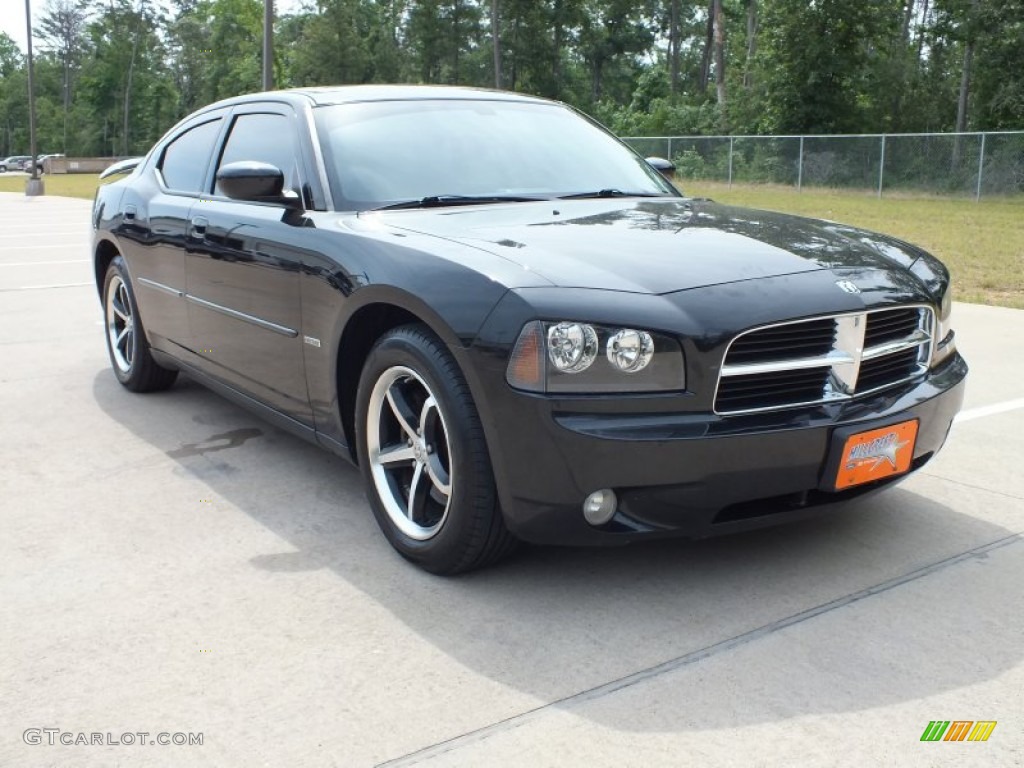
[119,113,226,352]
[184,104,312,425]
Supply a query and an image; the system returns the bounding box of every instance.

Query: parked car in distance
[0,155,31,172]
[21,154,61,172]
[91,86,967,574]
[35,153,64,172]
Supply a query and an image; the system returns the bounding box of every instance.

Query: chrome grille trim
[715,305,934,415]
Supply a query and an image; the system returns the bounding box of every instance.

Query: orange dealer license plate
[830,420,919,491]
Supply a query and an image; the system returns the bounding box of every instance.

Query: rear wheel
[355,325,517,574]
[103,256,178,392]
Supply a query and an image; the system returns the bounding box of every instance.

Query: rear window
[159,119,222,193]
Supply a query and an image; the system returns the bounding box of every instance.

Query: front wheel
[355,325,516,574]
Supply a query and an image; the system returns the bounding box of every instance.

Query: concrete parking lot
[1,191,1021,767]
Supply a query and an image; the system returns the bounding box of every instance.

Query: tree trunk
[713,0,726,107]
[452,0,461,84]
[123,31,139,156]
[510,13,519,89]
[552,1,563,96]
[63,59,70,154]
[901,0,915,41]
[955,39,973,134]
[491,0,501,88]
[669,0,681,96]
[698,0,713,93]
[955,0,979,135]
[915,0,930,62]
[953,0,978,169]
[743,0,757,89]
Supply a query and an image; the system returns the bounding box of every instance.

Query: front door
[185,108,312,425]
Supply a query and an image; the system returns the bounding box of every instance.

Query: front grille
[715,305,933,414]
[716,367,832,411]
[725,318,836,364]
[856,347,921,392]
[864,307,922,346]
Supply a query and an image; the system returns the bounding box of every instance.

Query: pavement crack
[375,531,1023,767]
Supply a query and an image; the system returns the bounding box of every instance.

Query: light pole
[25,0,43,195]
[262,0,273,91]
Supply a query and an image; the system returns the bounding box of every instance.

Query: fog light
[583,489,617,526]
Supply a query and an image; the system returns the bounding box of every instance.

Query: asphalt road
[1,192,1021,768]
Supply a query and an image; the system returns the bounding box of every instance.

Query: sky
[2,0,32,53]
[0,0,308,55]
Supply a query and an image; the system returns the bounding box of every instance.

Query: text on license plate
[834,420,919,490]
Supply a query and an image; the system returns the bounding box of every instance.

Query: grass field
[683,181,1024,309]
[2,173,1020,308]
[0,172,109,199]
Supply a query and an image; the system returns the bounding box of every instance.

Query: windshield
[314,99,677,211]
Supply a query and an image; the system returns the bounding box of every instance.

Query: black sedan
[92,86,967,573]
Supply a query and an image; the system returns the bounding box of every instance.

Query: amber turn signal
[506,320,545,392]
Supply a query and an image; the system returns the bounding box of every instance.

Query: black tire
[102,256,178,392]
[355,324,517,574]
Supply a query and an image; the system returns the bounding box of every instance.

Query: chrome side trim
[185,294,298,338]
[303,102,335,211]
[137,277,184,298]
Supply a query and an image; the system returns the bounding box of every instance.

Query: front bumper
[465,352,967,546]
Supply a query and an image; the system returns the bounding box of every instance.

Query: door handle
[190,216,208,240]
[124,205,137,220]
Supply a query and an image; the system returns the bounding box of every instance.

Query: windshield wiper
[370,194,548,211]
[557,189,668,200]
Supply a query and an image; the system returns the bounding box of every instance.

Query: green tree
[77,0,172,155]
[35,0,91,153]
[407,0,483,84]
[577,0,657,104]
[755,0,903,133]
[0,32,26,155]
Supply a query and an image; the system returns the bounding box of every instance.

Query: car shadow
[91,367,1021,736]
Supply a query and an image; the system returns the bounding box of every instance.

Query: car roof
[194,84,557,114]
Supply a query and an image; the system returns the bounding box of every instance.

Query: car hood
[375,198,922,294]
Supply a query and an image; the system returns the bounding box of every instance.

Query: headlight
[931,286,956,367]
[606,329,654,373]
[507,321,685,393]
[547,322,598,373]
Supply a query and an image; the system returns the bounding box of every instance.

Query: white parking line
[0,260,89,266]
[0,228,89,233]
[0,234,89,239]
[5,244,81,250]
[955,397,1024,423]
[0,282,92,291]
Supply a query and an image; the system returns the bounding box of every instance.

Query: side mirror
[645,156,676,181]
[217,161,297,205]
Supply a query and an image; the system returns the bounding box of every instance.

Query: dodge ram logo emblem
[836,280,861,294]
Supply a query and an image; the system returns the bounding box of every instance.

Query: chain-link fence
[622,132,1024,199]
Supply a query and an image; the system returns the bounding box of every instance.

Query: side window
[159,119,222,193]
[214,113,298,196]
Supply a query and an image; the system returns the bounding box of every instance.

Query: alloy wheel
[366,366,453,540]
[106,274,134,373]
